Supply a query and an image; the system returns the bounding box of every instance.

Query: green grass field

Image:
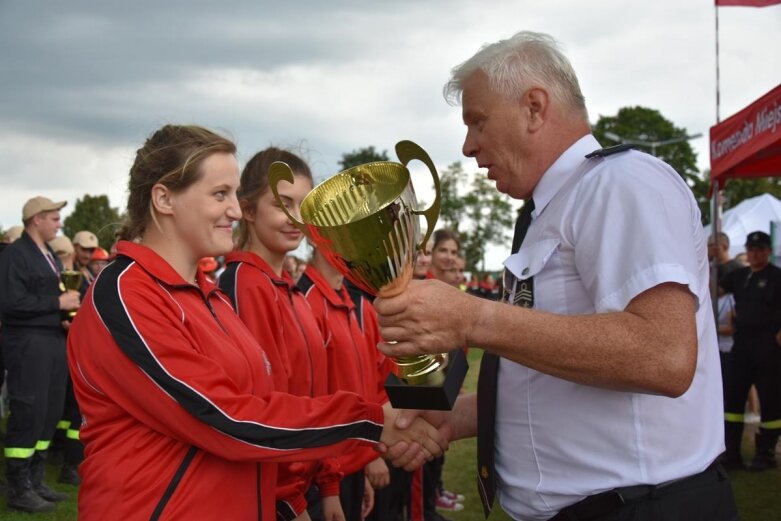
[0,348,778,520]
[441,349,781,521]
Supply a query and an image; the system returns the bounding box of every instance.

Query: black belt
[549,461,725,521]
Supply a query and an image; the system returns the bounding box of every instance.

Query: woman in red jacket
[422,229,466,517]
[219,147,344,521]
[66,124,445,521]
[298,248,393,521]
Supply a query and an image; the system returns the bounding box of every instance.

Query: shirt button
[522,267,529,276]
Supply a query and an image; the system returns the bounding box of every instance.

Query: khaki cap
[4,225,23,243]
[72,230,99,249]
[48,235,75,255]
[22,196,67,221]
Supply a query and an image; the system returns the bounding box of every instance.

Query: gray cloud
[1,0,779,267]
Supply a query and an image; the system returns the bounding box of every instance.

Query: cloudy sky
[1,0,779,268]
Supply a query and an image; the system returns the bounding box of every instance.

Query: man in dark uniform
[719,230,781,471]
[0,196,80,512]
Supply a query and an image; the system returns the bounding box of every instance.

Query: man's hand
[374,279,475,358]
[364,457,390,490]
[321,495,346,521]
[379,403,448,470]
[379,408,454,470]
[59,290,80,311]
[776,329,781,347]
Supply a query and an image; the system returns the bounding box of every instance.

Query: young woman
[298,248,393,521]
[422,229,465,515]
[219,147,343,521]
[429,229,460,284]
[412,240,433,281]
[66,125,444,521]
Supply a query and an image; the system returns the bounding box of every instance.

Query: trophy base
[384,349,468,411]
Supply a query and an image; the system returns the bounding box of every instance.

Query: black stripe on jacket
[92,257,383,451]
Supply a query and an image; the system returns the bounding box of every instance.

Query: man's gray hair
[709,232,731,247]
[444,31,588,121]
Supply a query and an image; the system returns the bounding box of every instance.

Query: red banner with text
[715,0,781,7]
[710,84,781,185]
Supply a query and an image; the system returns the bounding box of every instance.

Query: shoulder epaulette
[585,143,636,159]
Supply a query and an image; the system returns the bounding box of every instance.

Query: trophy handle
[268,161,308,234]
[395,140,441,250]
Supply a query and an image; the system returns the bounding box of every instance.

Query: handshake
[378,403,452,471]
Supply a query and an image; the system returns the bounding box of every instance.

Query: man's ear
[150,183,175,216]
[523,88,549,133]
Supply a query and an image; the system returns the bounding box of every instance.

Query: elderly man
[0,197,81,512]
[708,232,743,282]
[377,31,736,521]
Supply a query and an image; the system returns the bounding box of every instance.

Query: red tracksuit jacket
[297,266,387,477]
[220,251,341,519]
[67,242,383,521]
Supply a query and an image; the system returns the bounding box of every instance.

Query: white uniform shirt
[496,135,724,520]
[717,294,735,353]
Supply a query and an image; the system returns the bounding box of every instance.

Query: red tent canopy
[710,83,781,189]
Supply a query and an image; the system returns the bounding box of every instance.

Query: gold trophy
[269,140,467,410]
[59,270,83,319]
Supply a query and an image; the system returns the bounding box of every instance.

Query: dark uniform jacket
[720,263,781,336]
[0,231,63,330]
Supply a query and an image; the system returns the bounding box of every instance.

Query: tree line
[4,106,778,272]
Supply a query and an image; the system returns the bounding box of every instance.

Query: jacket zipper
[149,446,198,521]
[256,463,262,520]
[287,291,316,397]
[346,311,367,395]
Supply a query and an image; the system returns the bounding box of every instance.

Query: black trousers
[61,375,84,465]
[723,332,781,427]
[366,465,410,521]
[339,470,366,521]
[551,463,738,521]
[2,327,68,457]
[422,456,444,520]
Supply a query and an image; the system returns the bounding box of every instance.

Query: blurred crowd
[0,169,470,520]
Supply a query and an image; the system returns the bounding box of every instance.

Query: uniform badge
[513,279,534,308]
[503,268,534,308]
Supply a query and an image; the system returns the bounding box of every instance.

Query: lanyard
[43,251,60,275]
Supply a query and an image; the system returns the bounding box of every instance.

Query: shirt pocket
[504,238,561,281]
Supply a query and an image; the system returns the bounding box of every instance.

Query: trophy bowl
[60,269,83,319]
[269,140,467,410]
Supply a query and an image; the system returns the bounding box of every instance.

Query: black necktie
[477,199,534,517]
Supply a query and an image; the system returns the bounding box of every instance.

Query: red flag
[716,0,781,6]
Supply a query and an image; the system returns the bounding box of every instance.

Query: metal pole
[716,5,721,123]
[710,179,721,319]
[711,5,723,318]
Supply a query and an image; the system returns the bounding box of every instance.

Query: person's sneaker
[440,489,466,503]
[435,495,464,512]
